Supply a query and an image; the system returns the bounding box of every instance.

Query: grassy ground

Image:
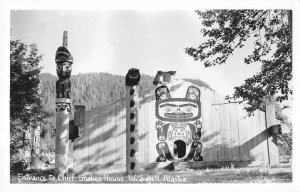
[11,163,292,184]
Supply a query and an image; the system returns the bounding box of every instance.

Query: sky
[10,10,263,96]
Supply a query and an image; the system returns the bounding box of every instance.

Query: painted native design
[155,85,203,162]
[55,102,71,112]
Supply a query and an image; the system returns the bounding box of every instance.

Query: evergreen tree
[10,40,49,171]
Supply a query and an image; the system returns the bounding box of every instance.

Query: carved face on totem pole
[55,46,73,78]
[56,61,72,78]
[155,85,203,162]
[55,102,71,112]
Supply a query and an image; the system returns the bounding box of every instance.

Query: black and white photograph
[1,0,300,191]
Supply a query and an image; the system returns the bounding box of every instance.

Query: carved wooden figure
[55,46,72,99]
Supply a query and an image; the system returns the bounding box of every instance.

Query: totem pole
[125,68,141,175]
[55,31,73,175]
[30,123,41,169]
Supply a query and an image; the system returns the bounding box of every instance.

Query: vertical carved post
[30,123,41,169]
[63,31,68,48]
[125,68,141,175]
[55,31,73,175]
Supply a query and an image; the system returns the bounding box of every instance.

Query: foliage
[185,10,292,113]
[40,127,47,139]
[10,40,50,170]
[10,160,29,175]
[278,132,292,157]
[10,40,46,124]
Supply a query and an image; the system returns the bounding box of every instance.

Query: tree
[10,39,48,171]
[185,10,292,113]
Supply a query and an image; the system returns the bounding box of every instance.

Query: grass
[11,163,292,184]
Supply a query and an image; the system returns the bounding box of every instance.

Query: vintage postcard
[1,0,299,191]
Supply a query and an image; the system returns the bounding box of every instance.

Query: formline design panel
[155,85,203,162]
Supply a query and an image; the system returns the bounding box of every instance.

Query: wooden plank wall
[73,81,274,171]
[201,102,269,164]
[73,97,153,170]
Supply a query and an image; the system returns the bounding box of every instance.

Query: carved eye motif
[165,107,172,112]
[185,107,193,113]
[63,63,72,70]
[55,103,62,112]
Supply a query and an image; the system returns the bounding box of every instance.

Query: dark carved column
[125,68,140,175]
